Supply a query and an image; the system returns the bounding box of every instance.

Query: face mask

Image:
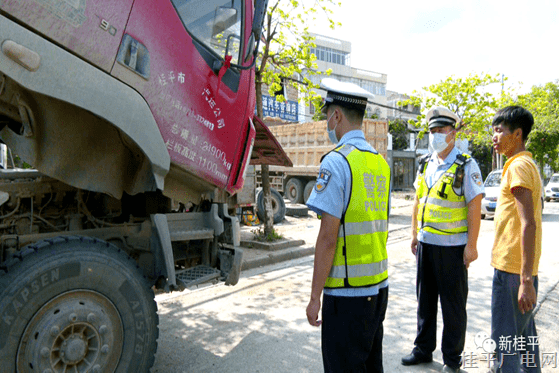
[326,112,338,144]
[429,132,450,153]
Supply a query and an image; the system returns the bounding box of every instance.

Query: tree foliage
[400,73,508,146]
[389,119,409,151]
[255,0,341,119]
[469,141,493,180]
[506,81,559,173]
[399,73,514,175]
[398,72,559,175]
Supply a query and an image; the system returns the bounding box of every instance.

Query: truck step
[175,265,221,287]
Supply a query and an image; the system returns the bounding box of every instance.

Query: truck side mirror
[252,0,269,40]
[244,33,255,63]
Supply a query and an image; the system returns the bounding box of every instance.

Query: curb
[240,224,413,272]
[241,245,315,271]
[241,239,305,251]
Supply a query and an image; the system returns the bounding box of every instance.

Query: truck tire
[0,236,159,373]
[256,188,286,224]
[304,180,315,203]
[285,178,304,204]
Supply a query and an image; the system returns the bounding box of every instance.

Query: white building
[300,33,388,122]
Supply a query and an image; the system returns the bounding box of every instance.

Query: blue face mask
[326,112,338,144]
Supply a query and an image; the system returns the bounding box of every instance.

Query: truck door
[111,0,253,191]
[0,0,134,72]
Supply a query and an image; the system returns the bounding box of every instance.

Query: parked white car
[481,169,502,219]
[545,173,559,202]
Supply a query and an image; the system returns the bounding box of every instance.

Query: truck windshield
[172,0,243,65]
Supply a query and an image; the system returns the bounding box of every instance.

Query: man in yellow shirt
[490,106,542,373]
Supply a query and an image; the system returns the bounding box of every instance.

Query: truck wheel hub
[60,334,88,364]
[17,290,123,372]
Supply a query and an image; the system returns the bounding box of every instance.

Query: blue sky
[312,0,558,95]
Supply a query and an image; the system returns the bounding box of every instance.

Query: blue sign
[258,95,298,122]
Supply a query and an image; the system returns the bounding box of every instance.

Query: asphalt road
[150,200,559,373]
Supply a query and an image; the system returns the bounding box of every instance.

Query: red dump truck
[0,1,291,371]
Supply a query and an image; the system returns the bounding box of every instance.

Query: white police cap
[320,78,375,114]
[426,106,461,129]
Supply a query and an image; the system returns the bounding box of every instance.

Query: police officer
[305,78,391,373]
[401,107,484,373]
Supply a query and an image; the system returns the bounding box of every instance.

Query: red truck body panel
[0,0,133,72]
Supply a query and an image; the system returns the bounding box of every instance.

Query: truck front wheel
[0,236,159,373]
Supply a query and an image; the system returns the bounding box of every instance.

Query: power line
[367,100,419,115]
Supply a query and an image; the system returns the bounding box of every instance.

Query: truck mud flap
[220,244,243,286]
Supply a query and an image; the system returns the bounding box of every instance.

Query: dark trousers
[491,269,540,373]
[322,287,388,373]
[413,241,468,369]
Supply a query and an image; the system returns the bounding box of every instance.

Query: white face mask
[429,132,450,153]
[326,112,338,144]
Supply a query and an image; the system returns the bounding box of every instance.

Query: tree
[256,0,340,118]
[506,81,559,174]
[389,119,409,151]
[469,141,493,180]
[400,73,511,173]
[255,0,340,236]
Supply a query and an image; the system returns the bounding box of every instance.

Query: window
[172,0,243,65]
[311,46,349,66]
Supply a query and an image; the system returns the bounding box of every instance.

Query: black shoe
[401,352,433,366]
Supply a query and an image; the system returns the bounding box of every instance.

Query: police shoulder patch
[472,172,483,186]
[315,169,332,193]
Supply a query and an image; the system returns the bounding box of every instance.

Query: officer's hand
[463,244,478,269]
[306,297,322,327]
[411,236,418,255]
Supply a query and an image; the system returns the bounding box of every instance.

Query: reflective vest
[416,153,470,235]
[324,144,390,288]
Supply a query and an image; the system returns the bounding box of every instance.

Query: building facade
[301,33,388,122]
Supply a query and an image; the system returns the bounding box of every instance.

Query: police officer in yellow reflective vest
[401,107,484,373]
[306,78,391,373]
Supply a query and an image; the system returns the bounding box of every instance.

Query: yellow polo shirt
[491,151,542,276]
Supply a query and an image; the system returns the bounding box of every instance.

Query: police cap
[320,78,374,114]
[426,106,461,129]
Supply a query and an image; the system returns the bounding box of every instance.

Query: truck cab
[1,0,266,200]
